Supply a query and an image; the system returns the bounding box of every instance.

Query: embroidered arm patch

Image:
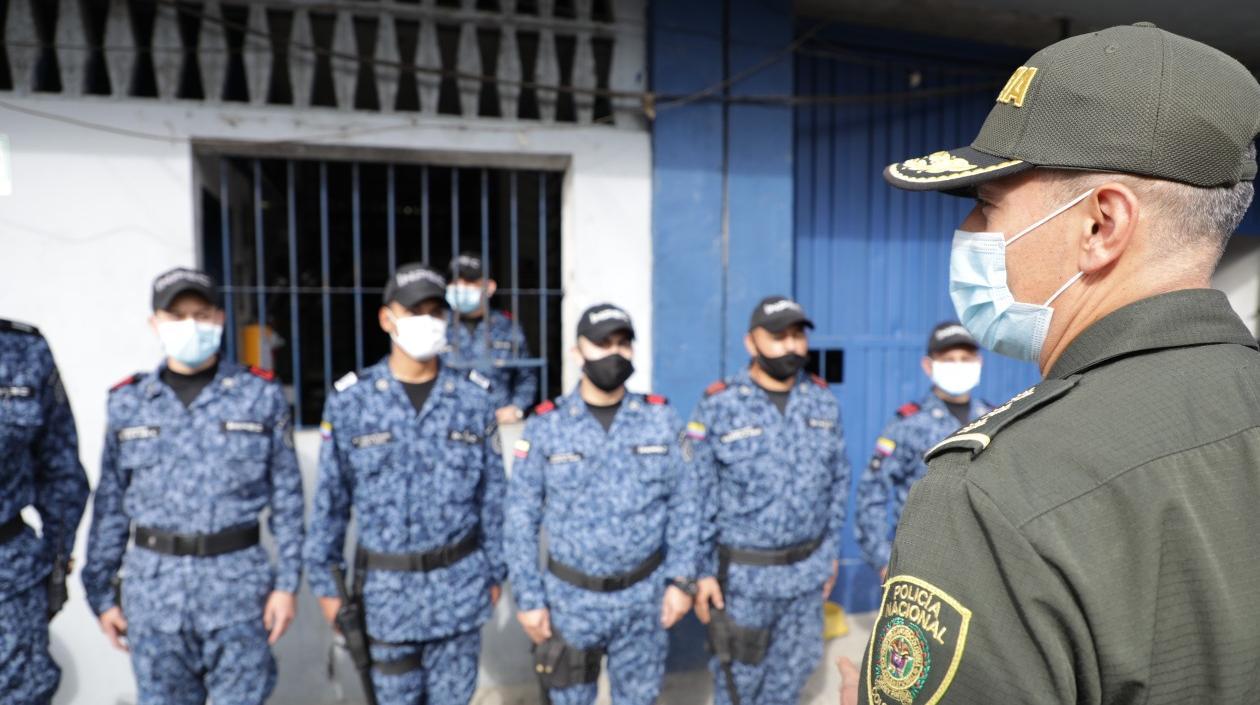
[866,575,971,705]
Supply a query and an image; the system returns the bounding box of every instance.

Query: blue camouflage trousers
[0,583,57,705]
[369,629,481,705]
[129,620,276,705]
[547,603,667,705]
[709,590,823,705]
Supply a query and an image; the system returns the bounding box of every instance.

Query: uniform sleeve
[855,418,903,570]
[504,421,547,611]
[265,386,305,594]
[858,471,1082,705]
[31,349,88,561]
[302,398,352,599]
[479,411,507,584]
[687,400,721,580]
[81,404,131,616]
[827,400,852,556]
[506,320,539,411]
[662,407,699,580]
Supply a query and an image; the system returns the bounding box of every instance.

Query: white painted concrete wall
[1214,234,1260,337]
[0,96,651,705]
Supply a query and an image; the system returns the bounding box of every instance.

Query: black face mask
[755,352,806,381]
[583,353,634,392]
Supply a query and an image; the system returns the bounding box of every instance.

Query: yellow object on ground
[823,601,849,640]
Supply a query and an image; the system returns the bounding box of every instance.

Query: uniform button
[221,378,235,388]
[629,401,640,411]
[147,536,157,547]
[445,383,455,392]
[932,409,944,419]
[376,379,389,391]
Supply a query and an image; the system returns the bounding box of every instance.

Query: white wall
[1214,234,1260,337]
[0,96,650,705]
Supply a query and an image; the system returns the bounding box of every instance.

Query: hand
[263,591,297,645]
[837,656,860,705]
[318,596,342,628]
[489,584,502,607]
[98,606,129,652]
[495,405,524,424]
[879,565,888,582]
[660,585,693,629]
[693,577,724,625]
[823,559,839,600]
[517,607,552,645]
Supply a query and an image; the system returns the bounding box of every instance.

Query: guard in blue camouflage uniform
[854,323,990,575]
[687,296,850,705]
[0,319,89,705]
[82,268,305,705]
[505,303,698,705]
[444,252,539,424]
[304,263,505,705]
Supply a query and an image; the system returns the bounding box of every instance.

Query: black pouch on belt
[532,631,603,690]
[707,608,771,665]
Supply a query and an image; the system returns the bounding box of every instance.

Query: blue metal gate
[794,28,1040,612]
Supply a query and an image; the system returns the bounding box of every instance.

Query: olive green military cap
[884,22,1260,192]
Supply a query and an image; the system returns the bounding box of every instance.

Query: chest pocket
[221,421,271,490]
[0,394,41,449]
[544,451,588,493]
[441,428,483,503]
[712,426,766,465]
[117,433,162,494]
[629,442,673,496]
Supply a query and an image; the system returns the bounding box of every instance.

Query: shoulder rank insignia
[534,399,556,415]
[333,371,359,392]
[704,380,728,397]
[110,373,141,392]
[810,373,828,389]
[896,402,921,418]
[926,377,1079,461]
[645,393,667,405]
[868,574,972,705]
[248,365,276,382]
[0,319,40,336]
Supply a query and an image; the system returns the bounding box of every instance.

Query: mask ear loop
[1005,189,1095,246]
[1042,271,1085,307]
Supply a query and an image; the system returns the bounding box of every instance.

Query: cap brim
[884,146,1033,194]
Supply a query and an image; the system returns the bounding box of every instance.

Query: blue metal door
[794,28,1040,612]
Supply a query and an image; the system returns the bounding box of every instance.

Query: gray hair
[1040,143,1256,263]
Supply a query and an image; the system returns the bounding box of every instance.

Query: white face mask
[157,318,223,368]
[931,361,982,397]
[388,311,448,361]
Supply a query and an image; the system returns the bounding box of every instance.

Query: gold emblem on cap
[996,66,1037,107]
[900,151,978,174]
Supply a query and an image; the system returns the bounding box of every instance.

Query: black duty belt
[547,548,664,593]
[134,523,260,557]
[718,533,825,573]
[0,515,26,544]
[357,528,480,572]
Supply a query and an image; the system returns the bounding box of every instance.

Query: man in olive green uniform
[840,22,1260,705]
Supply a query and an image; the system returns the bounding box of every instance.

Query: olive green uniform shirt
[860,289,1260,704]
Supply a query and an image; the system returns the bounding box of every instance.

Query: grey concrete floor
[469,611,876,705]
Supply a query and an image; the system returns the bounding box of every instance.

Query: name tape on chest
[351,431,394,449]
[0,385,33,399]
[222,420,265,434]
[547,452,583,465]
[492,340,514,350]
[468,370,491,390]
[449,429,482,445]
[719,426,763,444]
[118,425,160,442]
[634,444,670,455]
[808,417,835,430]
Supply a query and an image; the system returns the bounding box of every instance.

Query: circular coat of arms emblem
[873,617,932,704]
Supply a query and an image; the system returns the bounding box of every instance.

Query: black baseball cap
[885,23,1260,193]
[449,252,486,282]
[927,322,978,355]
[382,263,447,309]
[152,267,218,312]
[577,304,635,343]
[749,296,814,333]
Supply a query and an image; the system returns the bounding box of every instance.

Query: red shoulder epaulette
[897,402,921,418]
[534,399,556,415]
[248,365,276,382]
[502,309,513,320]
[110,374,139,391]
[646,393,667,405]
[704,380,727,397]
[810,374,829,389]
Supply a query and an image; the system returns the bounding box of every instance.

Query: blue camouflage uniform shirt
[0,321,89,601]
[688,367,850,598]
[854,391,990,569]
[304,359,506,643]
[81,361,305,633]
[505,389,698,613]
[444,309,539,412]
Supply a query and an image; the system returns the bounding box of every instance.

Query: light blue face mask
[157,318,223,368]
[445,285,482,315]
[949,189,1093,363]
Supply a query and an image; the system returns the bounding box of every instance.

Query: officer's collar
[147,358,238,398]
[731,364,809,396]
[1048,289,1258,380]
[368,357,459,396]
[563,386,645,417]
